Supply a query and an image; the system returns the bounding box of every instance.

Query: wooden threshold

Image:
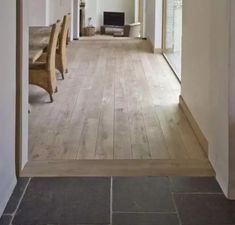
[21,159,215,177]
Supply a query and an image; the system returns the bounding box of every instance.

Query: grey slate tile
[174,193,235,225]
[12,177,110,225]
[112,213,179,225]
[170,177,222,193]
[3,178,29,214]
[113,177,175,212]
[0,215,12,225]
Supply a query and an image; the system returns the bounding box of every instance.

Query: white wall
[28,0,73,39]
[44,0,73,39]
[181,0,211,139]
[0,0,17,215]
[48,0,72,24]
[85,0,135,29]
[28,0,73,26]
[85,0,98,27]
[145,0,162,51]
[208,0,230,197]
[146,0,155,48]
[181,0,235,199]
[28,0,48,26]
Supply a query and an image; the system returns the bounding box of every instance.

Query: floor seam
[112,211,178,214]
[110,177,113,225]
[171,191,183,225]
[9,178,31,225]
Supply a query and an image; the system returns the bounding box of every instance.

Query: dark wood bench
[100,25,124,35]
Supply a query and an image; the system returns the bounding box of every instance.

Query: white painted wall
[0,0,17,215]
[47,0,72,24]
[85,0,98,27]
[85,0,135,29]
[145,0,162,51]
[146,0,155,48]
[28,0,48,26]
[45,0,73,39]
[28,0,73,39]
[181,0,211,139]
[28,0,72,26]
[181,0,235,199]
[208,0,230,197]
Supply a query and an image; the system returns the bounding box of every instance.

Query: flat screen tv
[104,12,125,26]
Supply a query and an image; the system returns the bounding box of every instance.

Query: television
[104,12,125,26]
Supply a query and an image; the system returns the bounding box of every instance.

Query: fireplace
[101,12,125,35]
[104,12,125,27]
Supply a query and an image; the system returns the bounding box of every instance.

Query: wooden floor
[26,39,213,176]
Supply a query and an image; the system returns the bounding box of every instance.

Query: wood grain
[21,159,214,177]
[29,39,208,165]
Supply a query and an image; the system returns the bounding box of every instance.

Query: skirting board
[179,95,209,155]
[147,37,163,54]
[154,48,163,54]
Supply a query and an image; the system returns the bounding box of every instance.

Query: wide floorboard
[27,39,212,176]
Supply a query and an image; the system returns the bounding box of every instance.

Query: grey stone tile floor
[1,176,235,225]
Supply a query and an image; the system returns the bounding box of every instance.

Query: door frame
[73,0,80,40]
[16,0,29,177]
[16,0,23,177]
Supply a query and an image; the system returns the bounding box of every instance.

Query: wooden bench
[100,25,124,35]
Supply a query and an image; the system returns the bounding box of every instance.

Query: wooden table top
[29,26,52,63]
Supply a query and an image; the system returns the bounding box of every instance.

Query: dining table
[29,26,52,63]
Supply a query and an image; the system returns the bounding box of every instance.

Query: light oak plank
[114,43,132,159]
[95,43,115,159]
[28,39,210,172]
[21,159,215,177]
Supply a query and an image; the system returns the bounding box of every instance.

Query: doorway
[17,0,212,177]
[163,0,182,80]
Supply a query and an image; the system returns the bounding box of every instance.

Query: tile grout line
[9,178,31,225]
[112,44,116,160]
[173,192,224,195]
[171,191,183,225]
[110,177,113,225]
[113,211,178,214]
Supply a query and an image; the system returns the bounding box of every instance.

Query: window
[163,0,182,80]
